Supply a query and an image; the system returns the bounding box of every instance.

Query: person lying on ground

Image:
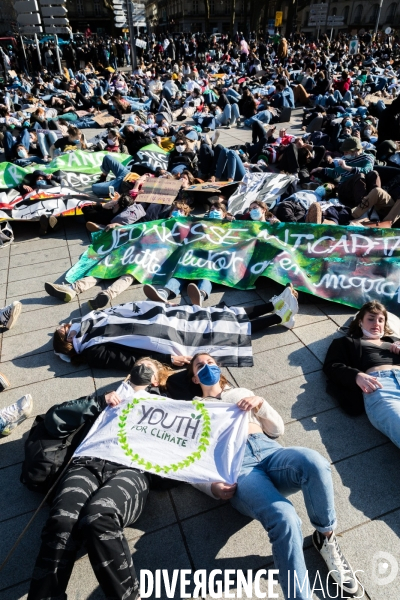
[27,357,172,600]
[324,300,400,447]
[51,289,299,373]
[188,352,360,599]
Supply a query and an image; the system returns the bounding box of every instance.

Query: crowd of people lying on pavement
[1,28,400,600]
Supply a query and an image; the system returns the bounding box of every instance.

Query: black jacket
[80,343,202,400]
[81,342,172,372]
[323,334,399,416]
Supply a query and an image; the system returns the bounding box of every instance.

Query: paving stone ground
[1,108,400,599]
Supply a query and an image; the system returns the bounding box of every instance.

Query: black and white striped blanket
[73,301,253,367]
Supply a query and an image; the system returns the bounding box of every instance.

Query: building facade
[144,0,399,36]
[298,0,399,38]
[0,0,17,35]
[64,0,114,35]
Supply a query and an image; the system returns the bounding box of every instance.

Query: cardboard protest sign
[93,110,118,127]
[66,216,400,315]
[139,179,183,204]
[74,383,248,484]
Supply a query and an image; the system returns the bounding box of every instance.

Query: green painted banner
[0,150,132,188]
[66,216,400,314]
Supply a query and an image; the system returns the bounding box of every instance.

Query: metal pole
[374,0,384,37]
[54,34,63,76]
[34,33,42,65]
[127,0,137,69]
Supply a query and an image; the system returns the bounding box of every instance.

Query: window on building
[386,2,397,21]
[370,4,379,22]
[94,0,101,16]
[353,4,363,23]
[343,5,349,22]
[76,0,84,15]
[193,0,198,13]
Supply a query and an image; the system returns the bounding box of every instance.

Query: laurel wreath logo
[117,397,211,474]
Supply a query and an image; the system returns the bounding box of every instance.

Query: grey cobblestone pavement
[0,109,399,599]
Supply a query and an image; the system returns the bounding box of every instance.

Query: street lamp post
[374,0,384,37]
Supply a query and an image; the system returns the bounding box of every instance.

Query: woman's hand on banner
[171,355,192,366]
[105,391,122,406]
[236,396,264,411]
[211,482,237,500]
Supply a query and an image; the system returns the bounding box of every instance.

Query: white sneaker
[1,394,33,436]
[271,285,298,312]
[0,301,22,330]
[312,530,359,595]
[274,300,295,329]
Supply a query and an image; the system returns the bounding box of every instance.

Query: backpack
[20,413,180,495]
[20,415,88,494]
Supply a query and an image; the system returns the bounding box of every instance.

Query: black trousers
[28,457,149,600]
[82,204,116,225]
[244,302,281,332]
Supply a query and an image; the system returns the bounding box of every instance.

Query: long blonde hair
[133,357,174,392]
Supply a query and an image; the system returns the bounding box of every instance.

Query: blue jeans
[15,156,48,167]
[230,434,337,600]
[333,90,352,104]
[225,89,240,102]
[92,154,130,197]
[165,277,212,299]
[363,370,400,448]
[244,109,272,127]
[216,103,240,126]
[215,147,246,180]
[4,128,30,160]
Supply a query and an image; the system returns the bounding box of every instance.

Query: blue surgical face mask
[197,363,221,386]
[250,208,263,220]
[315,185,326,197]
[36,179,47,187]
[344,120,352,128]
[147,118,154,124]
[72,139,81,145]
[208,210,222,219]
[157,128,164,136]
[171,209,183,217]
[171,135,176,142]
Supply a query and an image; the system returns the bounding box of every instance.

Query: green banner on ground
[66,217,400,314]
[0,151,132,188]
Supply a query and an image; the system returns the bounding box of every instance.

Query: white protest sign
[74,383,248,484]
